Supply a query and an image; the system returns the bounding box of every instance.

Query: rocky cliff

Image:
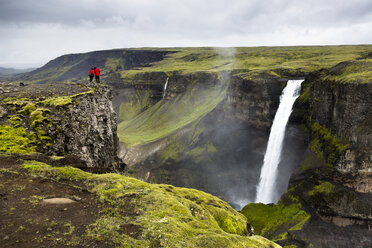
[242,59,372,248]
[0,82,123,168]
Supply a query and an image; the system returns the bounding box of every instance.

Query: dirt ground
[0,155,106,248]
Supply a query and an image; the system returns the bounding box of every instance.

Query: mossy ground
[0,155,280,248]
[117,46,372,80]
[321,58,372,84]
[240,197,310,242]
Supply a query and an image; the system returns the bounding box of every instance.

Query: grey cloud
[0,0,371,68]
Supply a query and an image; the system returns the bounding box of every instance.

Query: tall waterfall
[255,79,303,204]
[163,77,169,99]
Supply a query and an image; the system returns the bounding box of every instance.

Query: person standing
[89,68,94,82]
[94,66,100,83]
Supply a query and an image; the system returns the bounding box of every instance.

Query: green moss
[41,96,73,107]
[309,122,349,165]
[19,102,36,114]
[117,46,372,81]
[30,108,51,128]
[241,200,310,241]
[308,181,335,196]
[8,115,23,126]
[187,146,205,157]
[298,82,311,104]
[22,160,279,248]
[40,89,94,107]
[0,125,37,153]
[322,58,372,84]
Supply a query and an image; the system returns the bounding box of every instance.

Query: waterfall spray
[255,80,303,204]
[163,77,169,99]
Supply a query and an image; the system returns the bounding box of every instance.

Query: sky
[0,0,371,68]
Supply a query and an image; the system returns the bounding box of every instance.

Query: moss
[298,82,312,104]
[309,122,349,165]
[19,102,36,114]
[241,200,310,241]
[0,125,37,153]
[30,108,51,128]
[40,89,94,107]
[22,160,279,247]
[322,58,372,84]
[187,146,205,157]
[41,96,73,107]
[117,46,372,82]
[8,115,23,126]
[308,181,335,196]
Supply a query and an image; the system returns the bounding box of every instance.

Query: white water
[163,77,169,99]
[255,79,303,204]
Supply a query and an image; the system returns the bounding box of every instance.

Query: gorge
[1,46,371,248]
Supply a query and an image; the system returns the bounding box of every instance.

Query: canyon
[1,46,371,247]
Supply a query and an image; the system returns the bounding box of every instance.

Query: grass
[22,160,280,248]
[119,45,372,80]
[321,58,372,84]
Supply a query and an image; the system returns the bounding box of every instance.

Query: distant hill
[0,67,36,76]
[5,45,372,84]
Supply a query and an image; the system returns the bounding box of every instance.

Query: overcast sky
[0,0,371,68]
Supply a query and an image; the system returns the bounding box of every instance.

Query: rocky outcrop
[47,85,122,168]
[0,83,123,168]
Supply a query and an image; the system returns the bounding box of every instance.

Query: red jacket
[89,69,94,75]
[94,68,100,76]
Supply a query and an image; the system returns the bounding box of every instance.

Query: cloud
[0,0,371,68]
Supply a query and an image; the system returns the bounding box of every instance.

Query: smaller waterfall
[255,79,303,204]
[163,77,169,99]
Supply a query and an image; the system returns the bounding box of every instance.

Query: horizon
[3,43,372,70]
[1,0,372,69]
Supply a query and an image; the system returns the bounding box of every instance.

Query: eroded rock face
[0,83,123,168]
[46,85,122,168]
[309,79,372,173]
[225,77,285,130]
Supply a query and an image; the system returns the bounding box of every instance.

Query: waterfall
[163,77,169,99]
[255,79,303,204]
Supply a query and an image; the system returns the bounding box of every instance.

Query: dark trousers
[95,76,100,83]
[89,75,94,82]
